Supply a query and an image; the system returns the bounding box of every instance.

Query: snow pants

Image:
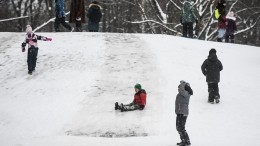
[27,46,39,72]
[54,17,72,32]
[208,82,220,102]
[182,22,194,38]
[121,103,143,111]
[176,114,190,144]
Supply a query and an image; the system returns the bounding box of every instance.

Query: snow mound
[0,32,260,146]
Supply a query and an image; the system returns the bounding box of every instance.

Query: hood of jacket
[208,54,218,62]
[226,16,236,21]
[89,4,101,9]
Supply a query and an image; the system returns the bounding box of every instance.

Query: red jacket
[218,15,227,29]
[134,90,146,107]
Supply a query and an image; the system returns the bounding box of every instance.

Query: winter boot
[178,143,187,146]
[217,38,222,42]
[115,102,119,110]
[208,101,214,104]
[177,142,185,145]
[120,104,125,112]
[28,70,32,75]
[215,96,220,104]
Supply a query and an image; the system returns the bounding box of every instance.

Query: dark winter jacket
[175,81,193,115]
[181,0,197,23]
[87,4,102,31]
[226,16,237,35]
[55,0,66,18]
[133,89,147,109]
[201,53,223,83]
[87,4,102,23]
[69,0,86,23]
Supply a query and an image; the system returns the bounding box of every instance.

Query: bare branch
[169,0,181,10]
[33,12,70,32]
[126,20,180,33]
[0,16,29,22]
[235,15,260,35]
[228,0,238,13]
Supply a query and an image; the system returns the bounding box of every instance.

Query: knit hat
[26,25,33,34]
[134,83,142,90]
[92,1,98,4]
[180,80,186,84]
[209,48,216,54]
[220,0,226,4]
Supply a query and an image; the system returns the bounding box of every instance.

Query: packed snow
[0,32,260,146]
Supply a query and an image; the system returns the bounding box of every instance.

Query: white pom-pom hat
[26,25,33,34]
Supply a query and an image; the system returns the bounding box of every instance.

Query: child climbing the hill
[115,83,146,112]
[21,25,52,75]
[201,48,223,103]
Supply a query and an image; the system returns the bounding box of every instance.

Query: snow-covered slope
[0,32,260,146]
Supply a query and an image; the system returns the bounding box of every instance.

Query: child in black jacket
[225,11,237,43]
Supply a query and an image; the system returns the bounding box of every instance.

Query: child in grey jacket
[175,80,193,146]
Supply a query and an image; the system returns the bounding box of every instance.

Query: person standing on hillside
[87,1,102,32]
[115,83,146,112]
[225,11,237,43]
[69,0,86,32]
[201,49,223,104]
[54,0,72,32]
[175,80,193,146]
[215,0,227,42]
[21,25,52,75]
[180,0,198,38]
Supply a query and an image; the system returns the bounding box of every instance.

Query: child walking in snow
[55,0,72,32]
[115,83,146,112]
[21,25,52,75]
[175,80,193,146]
[201,49,223,103]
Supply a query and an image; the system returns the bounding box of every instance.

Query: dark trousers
[27,46,39,72]
[225,34,235,43]
[208,82,220,102]
[176,114,190,144]
[75,21,82,32]
[183,22,193,38]
[88,21,99,32]
[54,17,72,32]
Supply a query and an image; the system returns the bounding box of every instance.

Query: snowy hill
[0,32,260,146]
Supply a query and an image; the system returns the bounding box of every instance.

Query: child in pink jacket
[21,25,52,75]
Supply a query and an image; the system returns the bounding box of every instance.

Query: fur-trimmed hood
[226,16,236,21]
[89,4,102,9]
[226,11,236,21]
